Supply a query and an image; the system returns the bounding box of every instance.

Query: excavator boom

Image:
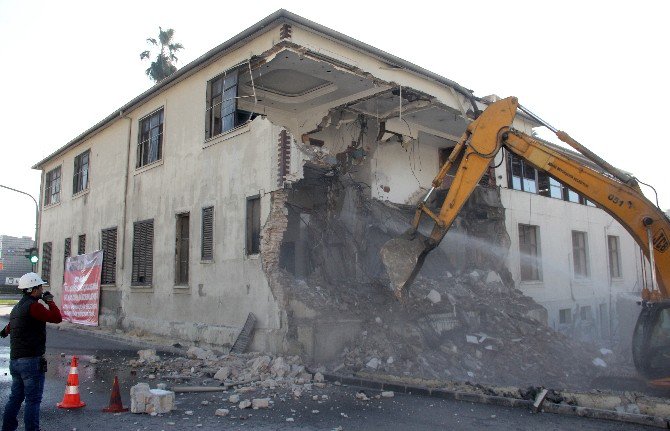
[380,96,670,378]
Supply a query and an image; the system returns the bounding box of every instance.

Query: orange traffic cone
[57,356,86,409]
[102,376,128,413]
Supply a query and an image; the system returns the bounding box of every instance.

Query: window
[42,242,52,284]
[44,167,61,205]
[580,305,593,321]
[201,206,214,260]
[137,108,164,168]
[518,224,542,281]
[205,69,256,138]
[559,308,572,325]
[63,238,71,280]
[608,235,622,278]
[572,230,590,278]
[175,213,190,285]
[246,196,261,255]
[73,150,90,194]
[131,219,154,286]
[101,227,117,285]
[508,153,537,193]
[78,234,86,255]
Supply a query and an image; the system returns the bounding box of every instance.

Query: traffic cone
[102,376,128,412]
[57,356,86,409]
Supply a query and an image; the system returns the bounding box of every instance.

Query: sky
[0,0,668,239]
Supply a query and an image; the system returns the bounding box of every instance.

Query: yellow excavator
[380,97,670,383]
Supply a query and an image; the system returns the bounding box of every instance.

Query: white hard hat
[18,272,45,290]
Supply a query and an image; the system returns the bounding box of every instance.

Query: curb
[322,373,670,429]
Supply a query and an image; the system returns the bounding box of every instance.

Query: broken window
[518,224,542,281]
[131,219,154,286]
[44,166,61,205]
[63,237,70,281]
[205,69,255,138]
[201,206,214,261]
[137,108,164,168]
[175,212,190,285]
[559,308,572,325]
[607,235,622,278]
[42,241,52,284]
[246,196,261,255]
[72,149,90,194]
[571,230,590,278]
[101,227,117,285]
[78,234,86,255]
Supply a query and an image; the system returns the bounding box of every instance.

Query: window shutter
[42,242,52,284]
[63,238,71,280]
[201,207,214,260]
[78,234,86,255]
[101,227,117,284]
[132,220,153,285]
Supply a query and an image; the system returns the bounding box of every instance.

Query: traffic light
[24,248,38,264]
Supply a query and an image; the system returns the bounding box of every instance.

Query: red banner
[62,250,102,326]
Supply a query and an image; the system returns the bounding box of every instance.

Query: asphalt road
[0,308,657,430]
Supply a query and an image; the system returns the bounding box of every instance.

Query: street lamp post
[0,184,39,270]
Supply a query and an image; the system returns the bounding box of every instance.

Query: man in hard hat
[0,272,62,431]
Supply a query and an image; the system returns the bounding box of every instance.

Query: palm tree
[140,27,184,83]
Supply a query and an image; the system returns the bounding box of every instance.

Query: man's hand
[0,326,8,338]
[41,291,54,303]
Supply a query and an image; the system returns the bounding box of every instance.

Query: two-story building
[33,10,646,358]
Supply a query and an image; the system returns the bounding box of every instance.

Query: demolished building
[33,10,647,386]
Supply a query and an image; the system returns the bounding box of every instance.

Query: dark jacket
[9,296,47,359]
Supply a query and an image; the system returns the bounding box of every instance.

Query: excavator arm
[380,96,670,380]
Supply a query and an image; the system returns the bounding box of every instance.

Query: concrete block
[213,367,230,381]
[239,399,252,409]
[426,290,441,304]
[252,398,270,409]
[130,383,175,414]
[215,408,229,416]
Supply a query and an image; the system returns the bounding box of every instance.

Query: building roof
[33,9,477,170]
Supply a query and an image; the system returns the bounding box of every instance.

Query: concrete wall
[501,187,643,341]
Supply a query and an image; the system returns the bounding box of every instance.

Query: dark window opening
[205,69,256,139]
[132,219,154,286]
[78,234,86,255]
[137,109,164,168]
[101,227,117,285]
[175,213,190,285]
[201,206,214,261]
[44,167,61,205]
[63,238,71,281]
[73,149,90,194]
[42,242,52,284]
[559,308,572,325]
[246,196,261,255]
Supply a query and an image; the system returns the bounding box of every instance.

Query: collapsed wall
[264,170,615,390]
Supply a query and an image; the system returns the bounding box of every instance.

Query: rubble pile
[278,176,619,390]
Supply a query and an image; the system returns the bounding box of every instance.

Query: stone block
[252,398,270,409]
[130,383,175,414]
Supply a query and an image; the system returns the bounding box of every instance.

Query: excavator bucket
[380,231,432,299]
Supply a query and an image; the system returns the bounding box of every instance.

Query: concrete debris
[213,367,230,381]
[239,399,252,409]
[485,271,502,284]
[286,418,294,422]
[214,408,229,417]
[426,290,441,304]
[187,347,217,361]
[137,349,160,363]
[381,391,394,398]
[599,348,613,355]
[466,335,479,344]
[130,383,175,414]
[314,372,324,383]
[366,358,381,369]
[252,398,270,409]
[229,394,240,403]
[355,391,369,401]
[592,358,607,368]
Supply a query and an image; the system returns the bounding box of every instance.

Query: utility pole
[0,184,39,269]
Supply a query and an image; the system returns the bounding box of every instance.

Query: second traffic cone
[57,355,86,409]
[102,376,128,412]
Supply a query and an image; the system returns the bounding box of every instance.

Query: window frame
[41,242,52,285]
[44,166,62,206]
[78,234,86,255]
[607,235,622,278]
[175,212,190,286]
[101,227,117,285]
[518,224,542,281]
[201,206,214,261]
[72,149,90,194]
[137,108,164,168]
[571,230,590,278]
[246,196,261,256]
[131,219,154,286]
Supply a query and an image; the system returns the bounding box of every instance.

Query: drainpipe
[120,110,133,271]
